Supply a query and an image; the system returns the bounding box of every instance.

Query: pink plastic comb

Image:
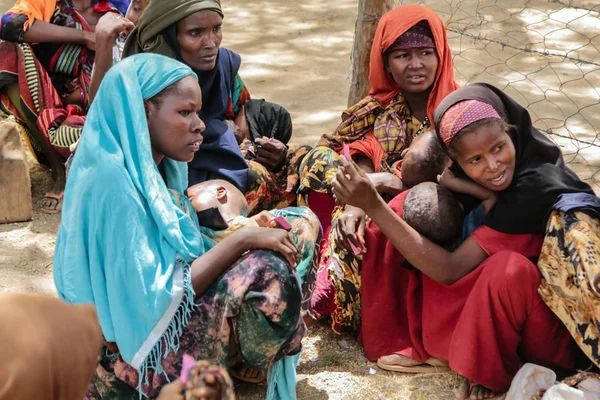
[271,215,292,231]
[348,240,361,256]
[343,143,351,160]
[180,353,196,383]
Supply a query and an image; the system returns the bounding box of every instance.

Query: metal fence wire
[397,0,600,192]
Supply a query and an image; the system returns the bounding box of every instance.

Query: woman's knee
[480,250,541,298]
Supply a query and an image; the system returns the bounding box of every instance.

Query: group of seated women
[1,0,599,399]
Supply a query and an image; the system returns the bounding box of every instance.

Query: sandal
[228,352,266,384]
[40,192,64,214]
[229,363,266,384]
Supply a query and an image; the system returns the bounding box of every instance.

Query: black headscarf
[160,27,249,192]
[433,83,594,234]
[244,99,293,144]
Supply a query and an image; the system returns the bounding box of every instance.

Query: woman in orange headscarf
[300,5,459,326]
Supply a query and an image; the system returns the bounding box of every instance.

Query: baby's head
[187,179,248,223]
[403,182,463,247]
[401,131,449,188]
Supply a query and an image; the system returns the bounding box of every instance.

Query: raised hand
[332,156,381,213]
[254,138,287,172]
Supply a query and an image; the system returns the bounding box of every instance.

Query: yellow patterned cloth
[537,210,600,368]
[317,93,424,162]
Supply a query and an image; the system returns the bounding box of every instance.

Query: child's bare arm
[438,168,493,201]
[438,168,498,215]
[480,192,498,215]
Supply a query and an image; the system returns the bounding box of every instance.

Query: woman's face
[453,122,516,192]
[386,48,439,94]
[176,10,223,71]
[147,76,205,164]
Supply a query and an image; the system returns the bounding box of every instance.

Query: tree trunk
[347,0,393,106]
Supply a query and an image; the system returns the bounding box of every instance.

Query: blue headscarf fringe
[137,259,196,398]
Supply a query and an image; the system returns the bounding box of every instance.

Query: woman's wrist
[362,193,386,216]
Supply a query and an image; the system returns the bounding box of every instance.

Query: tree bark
[0,121,32,223]
[347,0,393,107]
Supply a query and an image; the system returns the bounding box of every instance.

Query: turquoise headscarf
[53,54,210,389]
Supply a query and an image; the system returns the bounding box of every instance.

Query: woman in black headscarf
[123,0,311,215]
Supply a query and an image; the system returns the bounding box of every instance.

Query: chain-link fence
[399,0,600,192]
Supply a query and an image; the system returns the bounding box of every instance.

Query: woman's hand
[254,138,287,172]
[239,227,298,267]
[95,13,134,42]
[332,156,381,213]
[156,378,184,400]
[333,205,366,254]
[251,210,276,227]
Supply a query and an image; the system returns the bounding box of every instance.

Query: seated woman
[298,5,459,321]
[332,83,595,399]
[53,54,320,398]
[0,0,133,213]
[122,0,311,215]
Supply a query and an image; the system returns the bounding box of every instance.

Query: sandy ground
[1,0,600,398]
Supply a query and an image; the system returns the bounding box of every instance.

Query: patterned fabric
[438,99,501,146]
[385,20,435,52]
[0,0,119,163]
[299,103,427,199]
[243,141,313,215]
[537,209,600,368]
[86,251,306,399]
[317,93,426,168]
[324,208,364,333]
[0,42,86,163]
[200,206,322,318]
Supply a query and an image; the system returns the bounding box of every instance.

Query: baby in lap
[187,179,272,237]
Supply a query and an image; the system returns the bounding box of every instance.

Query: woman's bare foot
[377,354,450,372]
[454,379,503,400]
[40,154,66,214]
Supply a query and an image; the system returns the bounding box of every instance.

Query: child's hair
[445,117,512,159]
[403,182,464,247]
[401,131,449,188]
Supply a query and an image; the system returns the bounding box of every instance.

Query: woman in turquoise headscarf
[53,53,320,398]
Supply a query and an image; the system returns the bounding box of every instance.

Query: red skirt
[360,192,576,392]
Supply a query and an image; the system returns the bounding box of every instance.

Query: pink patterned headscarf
[438,100,501,146]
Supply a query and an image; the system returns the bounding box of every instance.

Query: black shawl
[433,83,594,234]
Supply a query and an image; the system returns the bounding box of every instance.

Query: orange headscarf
[317,5,458,172]
[5,0,58,31]
[369,4,458,124]
[0,293,102,400]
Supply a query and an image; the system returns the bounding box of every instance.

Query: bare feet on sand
[454,379,504,400]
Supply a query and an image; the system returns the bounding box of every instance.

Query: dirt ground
[1,0,599,399]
